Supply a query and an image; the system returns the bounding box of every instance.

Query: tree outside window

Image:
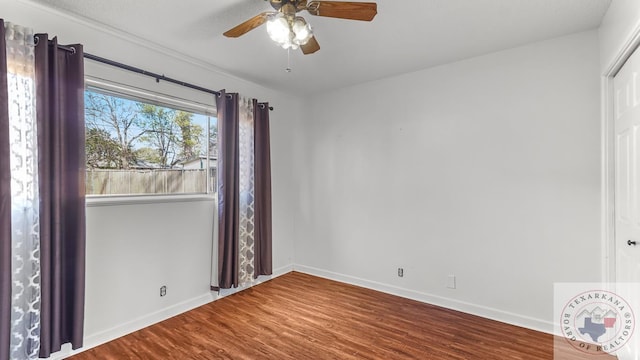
[84,89,217,196]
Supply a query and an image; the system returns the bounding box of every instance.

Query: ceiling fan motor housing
[268,0,308,13]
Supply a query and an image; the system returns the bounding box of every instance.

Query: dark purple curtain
[215,90,240,290]
[0,20,11,360]
[253,100,272,278]
[34,34,86,357]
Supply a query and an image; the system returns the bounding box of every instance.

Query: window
[84,81,217,196]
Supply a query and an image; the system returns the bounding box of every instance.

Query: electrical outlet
[160,285,167,297]
[398,268,404,277]
[447,275,456,289]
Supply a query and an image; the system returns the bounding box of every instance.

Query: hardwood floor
[69,272,612,359]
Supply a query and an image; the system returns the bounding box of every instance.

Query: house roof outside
[180,156,218,170]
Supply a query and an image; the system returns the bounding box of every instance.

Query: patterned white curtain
[238,96,255,286]
[5,22,41,359]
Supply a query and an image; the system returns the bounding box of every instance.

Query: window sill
[86,193,216,207]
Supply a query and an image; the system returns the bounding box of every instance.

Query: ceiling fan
[223,0,378,55]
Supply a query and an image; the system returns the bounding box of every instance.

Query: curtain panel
[253,100,272,278]
[1,25,86,359]
[238,96,255,285]
[215,90,240,290]
[0,19,12,360]
[34,34,86,358]
[6,22,40,360]
[214,91,272,290]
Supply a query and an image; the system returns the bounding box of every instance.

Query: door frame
[603,25,640,284]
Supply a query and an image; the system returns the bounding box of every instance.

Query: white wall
[84,198,215,340]
[293,30,602,333]
[0,0,615,356]
[3,0,301,358]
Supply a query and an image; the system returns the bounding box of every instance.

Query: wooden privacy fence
[86,169,217,195]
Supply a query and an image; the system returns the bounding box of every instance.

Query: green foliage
[85,128,123,169]
[136,104,206,167]
[137,103,178,167]
[134,147,162,165]
[175,110,203,160]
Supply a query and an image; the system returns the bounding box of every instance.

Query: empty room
[2,0,640,359]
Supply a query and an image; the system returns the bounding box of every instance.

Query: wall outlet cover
[447,275,456,289]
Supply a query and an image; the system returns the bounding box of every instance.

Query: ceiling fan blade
[306,1,377,21]
[301,36,320,55]
[223,12,270,38]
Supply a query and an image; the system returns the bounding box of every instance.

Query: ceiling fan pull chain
[286,48,292,73]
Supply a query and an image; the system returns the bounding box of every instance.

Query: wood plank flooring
[69,272,613,359]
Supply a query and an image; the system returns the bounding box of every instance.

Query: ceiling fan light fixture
[266,13,290,46]
[292,17,313,46]
[266,13,314,50]
[224,1,378,55]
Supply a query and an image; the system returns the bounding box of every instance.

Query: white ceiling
[30,0,612,95]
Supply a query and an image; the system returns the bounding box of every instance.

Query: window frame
[84,76,218,206]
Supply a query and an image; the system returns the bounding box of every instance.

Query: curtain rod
[53,43,274,111]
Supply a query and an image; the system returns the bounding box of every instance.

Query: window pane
[84,89,217,196]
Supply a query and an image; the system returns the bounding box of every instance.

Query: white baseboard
[293,264,555,335]
[48,292,217,360]
[218,264,293,297]
[47,264,294,360]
